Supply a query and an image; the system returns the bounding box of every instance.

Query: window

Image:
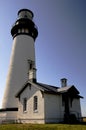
[22,28,25,33]
[25,28,29,33]
[18,28,22,33]
[23,98,27,112]
[33,96,38,112]
[18,29,21,33]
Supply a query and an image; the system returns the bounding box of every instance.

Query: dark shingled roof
[57,86,79,93]
[15,80,83,98]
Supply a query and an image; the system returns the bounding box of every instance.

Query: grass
[0,124,86,130]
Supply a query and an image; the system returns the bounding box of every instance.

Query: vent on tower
[18,9,34,20]
[61,78,67,87]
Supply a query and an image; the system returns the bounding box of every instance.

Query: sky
[0,0,86,116]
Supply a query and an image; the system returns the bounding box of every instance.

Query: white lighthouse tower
[1,9,38,119]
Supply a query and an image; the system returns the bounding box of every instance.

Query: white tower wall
[2,35,35,108]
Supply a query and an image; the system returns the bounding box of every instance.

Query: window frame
[33,96,38,112]
[23,98,27,112]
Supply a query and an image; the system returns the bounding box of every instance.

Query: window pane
[34,96,38,111]
[23,98,27,112]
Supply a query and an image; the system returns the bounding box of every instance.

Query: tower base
[0,108,18,124]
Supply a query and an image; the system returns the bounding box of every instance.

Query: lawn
[0,124,86,130]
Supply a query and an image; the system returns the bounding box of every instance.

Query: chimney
[61,78,67,87]
[29,68,37,82]
[28,60,37,82]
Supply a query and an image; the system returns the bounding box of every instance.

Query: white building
[15,78,83,124]
[0,9,83,124]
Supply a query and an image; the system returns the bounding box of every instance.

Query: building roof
[15,81,58,97]
[15,80,83,98]
[36,82,59,93]
[57,86,79,93]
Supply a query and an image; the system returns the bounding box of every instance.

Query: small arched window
[23,98,27,112]
[33,96,38,112]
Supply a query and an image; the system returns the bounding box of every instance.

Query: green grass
[0,124,86,130]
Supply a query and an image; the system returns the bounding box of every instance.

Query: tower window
[23,98,27,112]
[33,96,38,112]
[22,28,25,33]
[18,28,22,33]
[18,29,21,33]
[25,29,29,33]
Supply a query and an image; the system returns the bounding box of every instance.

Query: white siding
[44,93,62,123]
[70,98,82,118]
[59,95,65,120]
[17,85,45,123]
[17,87,82,123]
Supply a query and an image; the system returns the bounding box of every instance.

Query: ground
[0,124,86,130]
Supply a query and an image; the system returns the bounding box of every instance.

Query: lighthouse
[1,9,38,118]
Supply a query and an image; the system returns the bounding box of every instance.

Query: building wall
[70,98,82,118]
[60,95,82,120]
[17,84,45,124]
[44,93,63,123]
[17,85,82,123]
[59,95,65,120]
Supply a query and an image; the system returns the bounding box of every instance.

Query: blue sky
[0,0,86,116]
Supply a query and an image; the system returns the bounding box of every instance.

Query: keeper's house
[16,78,83,124]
